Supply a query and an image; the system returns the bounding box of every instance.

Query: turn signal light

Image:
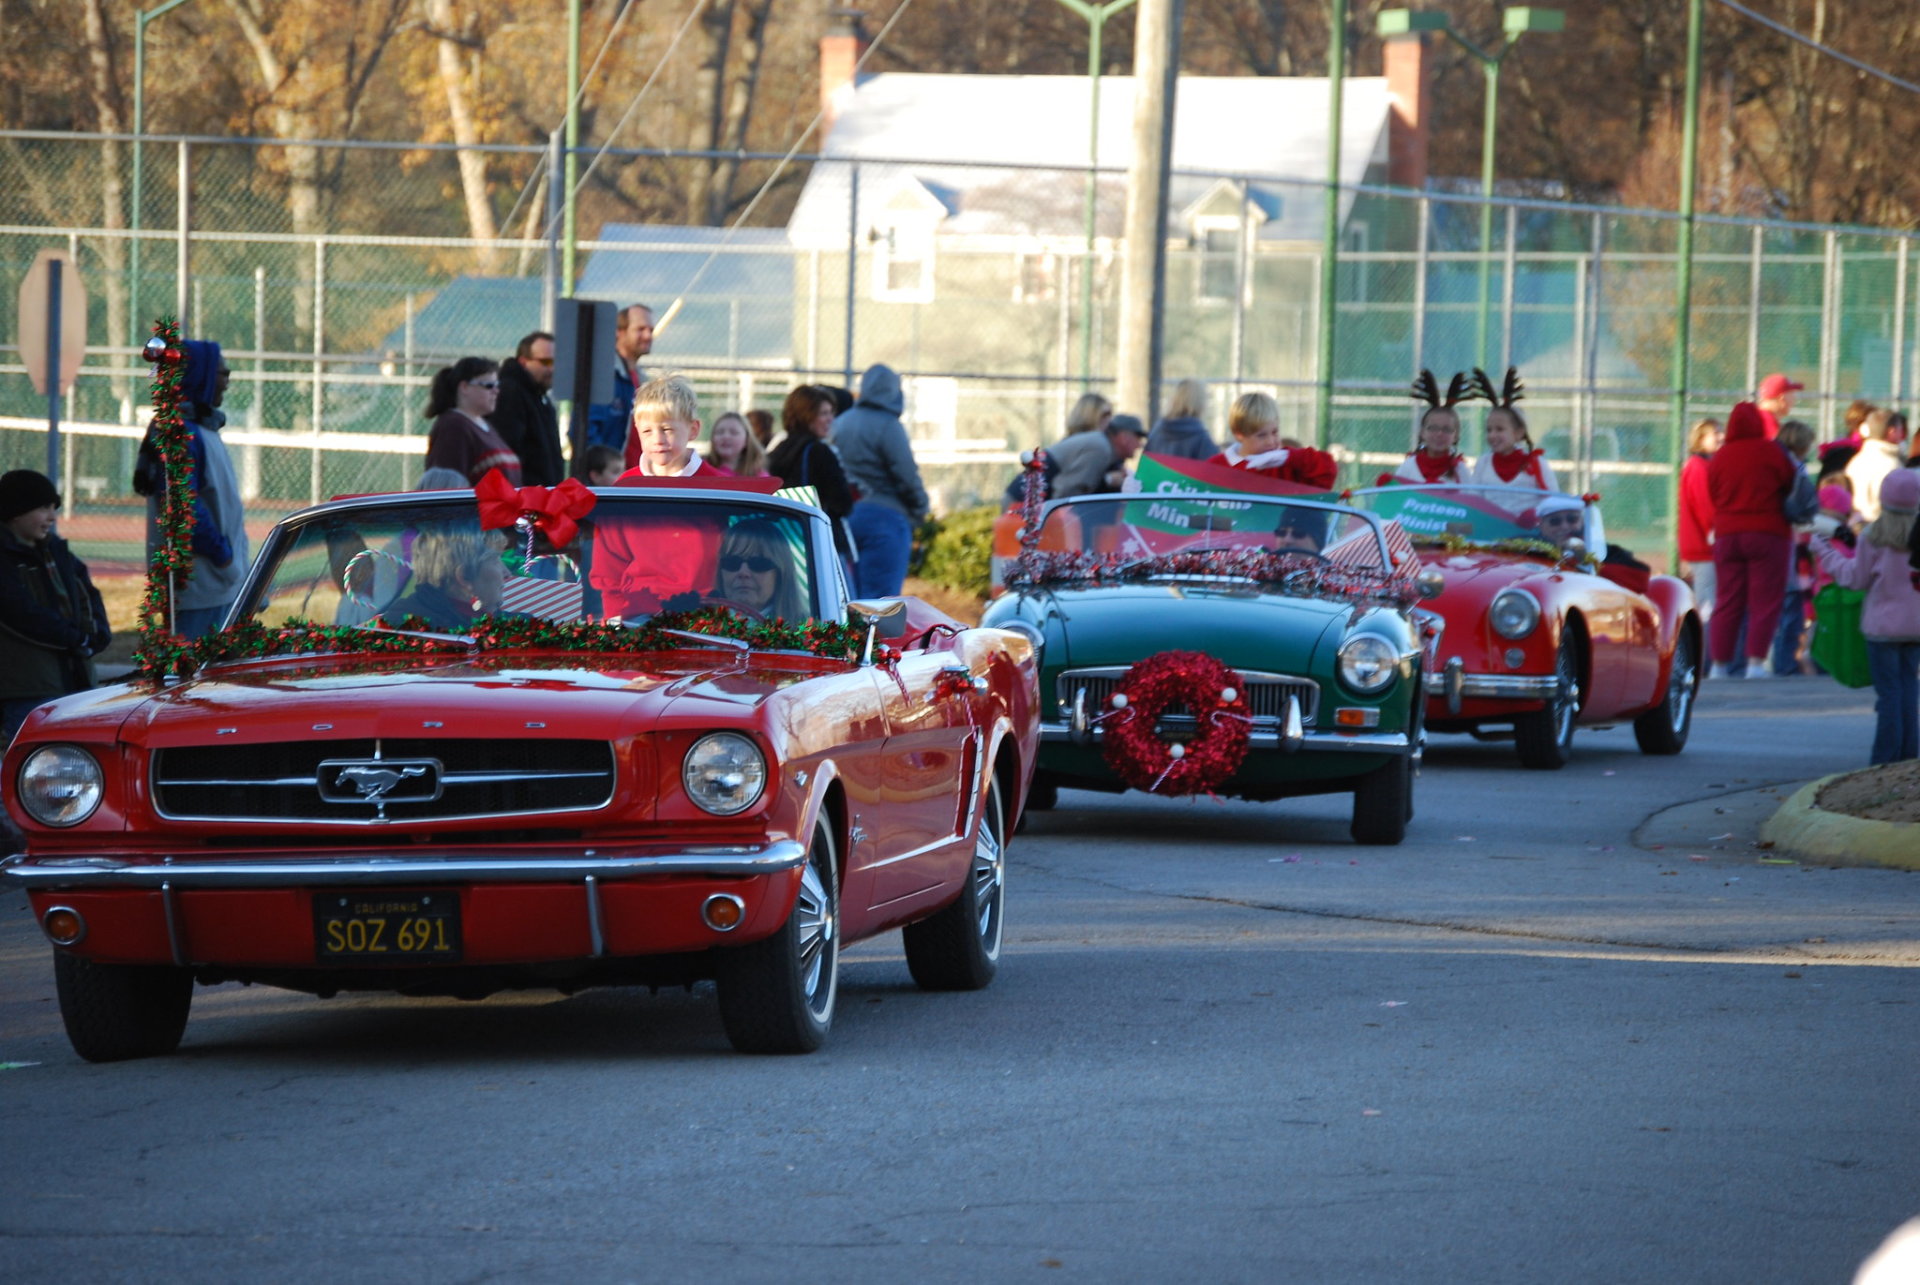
[42,905,86,946]
[701,894,746,932]
[1334,708,1380,728]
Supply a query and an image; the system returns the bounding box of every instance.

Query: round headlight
[682,733,768,816]
[1338,634,1400,695]
[1489,589,1542,640]
[998,618,1044,660]
[18,745,104,828]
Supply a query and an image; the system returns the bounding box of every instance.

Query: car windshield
[245,494,823,632]
[1027,494,1392,575]
[1346,485,1602,553]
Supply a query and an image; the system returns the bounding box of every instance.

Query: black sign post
[552,299,617,478]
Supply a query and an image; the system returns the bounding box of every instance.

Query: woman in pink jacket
[1812,467,1920,764]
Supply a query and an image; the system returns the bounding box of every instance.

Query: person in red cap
[1705,401,1797,678]
[1754,372,1803,441]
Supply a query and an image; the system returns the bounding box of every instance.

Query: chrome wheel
[716,821,839,1053]
[904,773,1008,991]
[1516,639,1581,770]
[793,853,837,1022]
[1634,627,1697,756]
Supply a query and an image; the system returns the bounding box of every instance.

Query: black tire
[1633,627,1698,755]
[54,951,192,1063]
[904,773,1008,991]
[716,821,839,1054]
[1349,754,1411,846]
[1515,637,1581,771]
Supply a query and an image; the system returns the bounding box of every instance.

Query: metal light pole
[1316,0,1348,443]
[131,0,199,347]
[1378,7,1562,366]
[1054,0,1140,388]
[1667,0,1706,574]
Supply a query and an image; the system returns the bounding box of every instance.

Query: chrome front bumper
[0,839,807,891]
[1423,656,1562,713]
[1038,723,1414,755]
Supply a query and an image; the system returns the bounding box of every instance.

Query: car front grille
[1055,668,1319,726]
[152,738,616,823]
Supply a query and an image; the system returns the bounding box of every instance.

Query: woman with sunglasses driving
[424,356,523,487]
[710,518,807,622]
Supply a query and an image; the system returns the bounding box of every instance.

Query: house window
[1198,226,1240,304]
[874,224,934,302]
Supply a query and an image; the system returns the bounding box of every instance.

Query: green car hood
[1006,582,1359,676]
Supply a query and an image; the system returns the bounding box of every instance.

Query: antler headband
[1471,366,1525,409]
[1409,370,1473,411]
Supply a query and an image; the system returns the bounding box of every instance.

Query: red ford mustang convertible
[1349,485,1701,770]
[3,485,1038,1057]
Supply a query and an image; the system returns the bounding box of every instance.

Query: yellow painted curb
[1760,773,1920,871]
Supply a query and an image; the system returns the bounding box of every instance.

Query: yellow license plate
[313,892,461,963]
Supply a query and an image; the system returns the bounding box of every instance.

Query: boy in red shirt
[1207,391,1338,490]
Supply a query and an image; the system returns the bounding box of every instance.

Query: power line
[1715,0,1920,97]
[499,0,642,244]
[655,0,922,333]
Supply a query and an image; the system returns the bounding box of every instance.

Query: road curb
[1759,772,1920,871]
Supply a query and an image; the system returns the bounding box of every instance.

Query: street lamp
[1378,6,1563,366]
[131,0,201,347]
[1054,0,1139,388]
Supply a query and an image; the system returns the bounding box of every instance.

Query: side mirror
[848,597,908,664]
[1561,537,1587,563]
[1416,569,1445,600]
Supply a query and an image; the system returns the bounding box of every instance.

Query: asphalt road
[2,675,1915,1284]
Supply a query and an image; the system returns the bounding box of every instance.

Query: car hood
[1419,547,1562,594]
[46,651,835,748]
[1018,582,1360,673]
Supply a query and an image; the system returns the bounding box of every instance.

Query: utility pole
[1053,0,1140,389]
[1116,0,1182,421]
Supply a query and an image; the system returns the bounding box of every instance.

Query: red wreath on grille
[1100,650,1252,796]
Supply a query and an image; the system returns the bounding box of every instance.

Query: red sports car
[3,484,1038,1058]
[1349,485,1700,770]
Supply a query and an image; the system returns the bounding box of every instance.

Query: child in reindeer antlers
[1386,370,1475,485]
[1464,366,1559,492]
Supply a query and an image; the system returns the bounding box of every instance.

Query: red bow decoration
[475,471,598,547]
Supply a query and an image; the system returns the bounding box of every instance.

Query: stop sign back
[18,249,88,398]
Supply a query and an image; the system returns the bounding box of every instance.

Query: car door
[864,645,978,909]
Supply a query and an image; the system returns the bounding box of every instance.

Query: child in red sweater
[1207,391,1338,490]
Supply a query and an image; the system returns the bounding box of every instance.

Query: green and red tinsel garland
[132,318,197,674]
[125,321,868,679]
[131,605,867,681]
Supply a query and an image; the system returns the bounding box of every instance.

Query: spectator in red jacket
[1207,391,1338,490]
[1678,416,1721,622]
[1706,401,1797,678]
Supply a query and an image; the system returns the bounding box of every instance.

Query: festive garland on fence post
[1099,650,1252,796]
[133,320,195,677]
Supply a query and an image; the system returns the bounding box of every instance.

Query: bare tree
[422,0,501,267]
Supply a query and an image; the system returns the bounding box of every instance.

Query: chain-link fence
[5,128,1918,572]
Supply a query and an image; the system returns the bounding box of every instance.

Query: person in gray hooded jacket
[832,363,929,597]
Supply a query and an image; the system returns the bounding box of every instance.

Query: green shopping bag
[1810,583,1872,688]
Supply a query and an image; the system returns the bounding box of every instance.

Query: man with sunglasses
[490,330,564,486]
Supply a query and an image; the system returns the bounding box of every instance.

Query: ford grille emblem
[317,758,443,814]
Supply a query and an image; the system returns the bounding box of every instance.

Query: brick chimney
[1383,31,1432,191]
[820,7,869,135]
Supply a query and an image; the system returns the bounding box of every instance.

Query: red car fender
[1644,574,1699,665]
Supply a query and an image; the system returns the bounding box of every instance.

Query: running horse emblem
[334,764,429,802]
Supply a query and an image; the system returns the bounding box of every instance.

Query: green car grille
[1055,668,1320,726]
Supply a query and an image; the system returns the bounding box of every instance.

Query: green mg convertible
[980,491,1427,845]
